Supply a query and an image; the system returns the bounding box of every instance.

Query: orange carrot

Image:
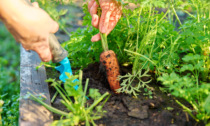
[100,50,121,93]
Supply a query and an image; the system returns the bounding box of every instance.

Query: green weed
[30,71,110,126]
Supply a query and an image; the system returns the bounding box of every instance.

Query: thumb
[91,33,101,42]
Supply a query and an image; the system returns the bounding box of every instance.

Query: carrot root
[100,50,121,93]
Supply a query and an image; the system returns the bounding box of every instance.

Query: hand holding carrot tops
[88,0,122,42]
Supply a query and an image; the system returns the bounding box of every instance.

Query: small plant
[30,71,110,126]
[117,69,152,97]
[158,54,210,123]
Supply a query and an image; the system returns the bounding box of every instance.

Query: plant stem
[172,5,182,26]
[53,85,75,112]
[87,92,110,112]
[82,78,89,107]
[125,49,156,65]
[51,91,58,103]
[136,6,143,51]
[29,93,69,116]
[176,100,199,122]
[157,9,170,24]
[95,0,109,52]
[100,33,109,52]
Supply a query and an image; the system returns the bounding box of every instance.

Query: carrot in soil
[100,50,121,93]
[99,33,121,93]
[93,0,121,93]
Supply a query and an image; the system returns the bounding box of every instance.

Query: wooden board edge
[19,45,53,126]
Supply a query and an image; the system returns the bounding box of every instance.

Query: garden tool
[24,0,79,90]
[49,34,79,87]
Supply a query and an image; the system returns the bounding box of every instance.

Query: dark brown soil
[47,63,204,126]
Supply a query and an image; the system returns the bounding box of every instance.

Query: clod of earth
[128,105,149,119]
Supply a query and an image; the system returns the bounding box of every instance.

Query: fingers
[91,33,101,42]
[92,14,99,28]
[88,0,95,12]
[99,10,112,33]
[89,1,99,16]
[49,20,59,33]
[36,47,52,62]
[89,0,122,42]
[33,40,52,62]
[88,0,99,29]
[106,8,122,34]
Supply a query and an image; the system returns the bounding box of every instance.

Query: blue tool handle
[24,0,68,63]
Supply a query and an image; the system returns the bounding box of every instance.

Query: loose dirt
[47,63,204,126]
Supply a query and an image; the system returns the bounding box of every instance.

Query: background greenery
[0,24,20,125]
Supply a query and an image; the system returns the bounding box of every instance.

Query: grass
[0,23,20,125]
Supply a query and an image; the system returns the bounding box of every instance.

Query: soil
[47,63,204,126]
[46,2,204,126]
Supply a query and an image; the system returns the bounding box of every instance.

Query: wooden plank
[19,45,53,126]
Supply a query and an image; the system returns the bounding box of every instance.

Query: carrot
[93,0,121,93]
[99,33,121,93]
[100,50,121,93]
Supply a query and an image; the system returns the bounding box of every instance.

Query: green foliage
[32,0,68,20]
[31,71,110,126]
[61,1,210,123]
[158,54,210,122]
[117,69,152,97]
[31,0,210,124]
[158,72,210,122]
[0,24,20,125]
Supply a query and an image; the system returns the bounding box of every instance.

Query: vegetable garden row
[21,0,210,125]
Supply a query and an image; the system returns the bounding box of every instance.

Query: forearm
[0,0,27,22]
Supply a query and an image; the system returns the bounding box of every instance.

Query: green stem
[51,91,58,103]
[124,49,156,65]
[100,33,109,52]
[87,92,110,112]
[136,6,143,51]
[53,85,75,112]
[172,5,182,26]
[29,93,69,116]
[157,9,170,24]
[180,8,196,19]
[82,78,89,107]
[176,100,199,122]
[95,0,109,52]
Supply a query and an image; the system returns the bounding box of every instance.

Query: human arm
[0,0,59,62]
[88,0,122,42]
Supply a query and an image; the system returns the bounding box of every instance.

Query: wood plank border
[19,45,53,126]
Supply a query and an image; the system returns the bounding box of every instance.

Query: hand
[88,0,122,42]
[0,0,59,62]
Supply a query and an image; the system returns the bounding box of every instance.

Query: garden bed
[20,0,209,125]
[46,63,203,126]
